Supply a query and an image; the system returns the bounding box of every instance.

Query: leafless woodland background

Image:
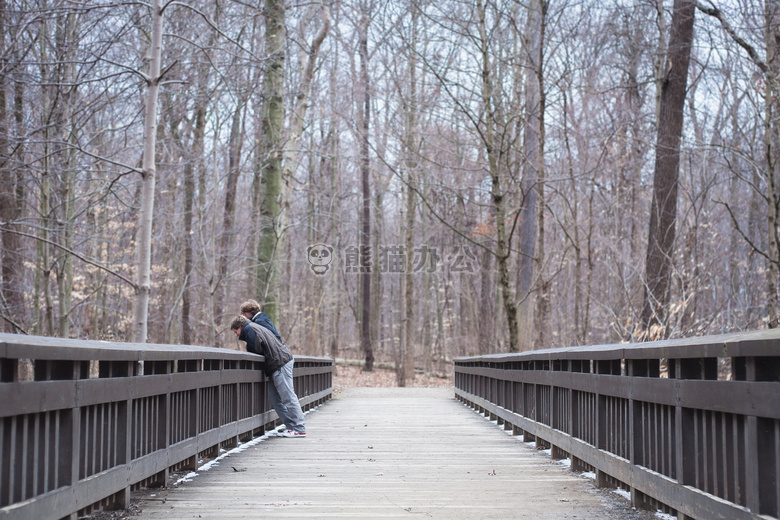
[0,0,778,377]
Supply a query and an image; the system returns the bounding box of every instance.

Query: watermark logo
[306,243,479,275]
[307,243,334,275]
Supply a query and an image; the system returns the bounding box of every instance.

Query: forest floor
[331,362,452,395]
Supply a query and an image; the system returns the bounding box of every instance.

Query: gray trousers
[269,358,306,433]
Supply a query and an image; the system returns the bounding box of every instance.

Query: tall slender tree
[133,0,164,343]
[641,0,695,338]
[400,0,420,386]
[517,0,546,351]
[257,0,286,324]
[0,0,25,332]
[358,7,374,371]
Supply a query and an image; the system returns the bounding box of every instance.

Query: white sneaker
[279,430,306,438]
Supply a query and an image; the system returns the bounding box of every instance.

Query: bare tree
[132,0,164,343]
[0,0,26,333]
[640,0,695,338]
[357,4,374,370]
[257,0,286,324]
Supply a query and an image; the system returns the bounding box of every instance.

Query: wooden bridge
[1,330,779,520]
[133,387,638,520]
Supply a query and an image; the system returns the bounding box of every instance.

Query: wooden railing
[0,333,332,520]
[454,329,780,520]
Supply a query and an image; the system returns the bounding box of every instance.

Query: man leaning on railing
[230,315,307,438]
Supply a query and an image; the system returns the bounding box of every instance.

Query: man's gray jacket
[239,321,293,376]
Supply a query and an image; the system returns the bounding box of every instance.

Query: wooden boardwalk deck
[133,388,653,520]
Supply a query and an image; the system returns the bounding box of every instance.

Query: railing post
[743,357,761,515]
[66,405,79,520]
[158,389,170,486]
[118,397,132,511]
[627,359,648,510]
[596,393,606,451]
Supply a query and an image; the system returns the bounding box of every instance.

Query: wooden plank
[135,388,641,520]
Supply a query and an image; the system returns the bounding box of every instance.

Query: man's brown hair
[230,315,248,331]
[240,299,262,316]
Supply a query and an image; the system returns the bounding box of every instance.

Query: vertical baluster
[714,411,722,498]
[8,416,17,503]
[81,408,88,479]
[702,410,710,492]
[694,409,701,490]
[658,403,663,474]
[30,413,39,498]
[775,421,779,516]
[112,402,118,468]
[42,412,51,493]
[143,398,148,457]
[100,404,106,473]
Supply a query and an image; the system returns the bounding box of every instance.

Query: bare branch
[713,199,775,264]
[696,1,770,74]
[0,225,138,288]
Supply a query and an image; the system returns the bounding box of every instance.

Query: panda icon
[307,244,334,275]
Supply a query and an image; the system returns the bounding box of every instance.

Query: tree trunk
[54,11,78,338]
[764,0,780,328]
[257,0,286,324]
[479,246,493,354]
[359,14,374,371]
[641,0,695,338]
[402,184,416,384]
[0,0,25,333]
[214,102,245,346]
[478,0,518,352]
[181,29,212,346]
[328,47,341,361]
[399,3,419,386]
[562,87,584,344]
[133,0,164,343]
[36,15,53,336]
[372,188,382,361]
[531,0,548,349]
[517,0,545,351]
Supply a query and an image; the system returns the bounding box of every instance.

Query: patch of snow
[555,458,572,468]
[173,471,198,485]
[170,404,322,487]
[612,488,631,500]
[655,512,676,520]
[580,471,596,480]
[540,448,552,456]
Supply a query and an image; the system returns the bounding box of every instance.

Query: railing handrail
[0,333,333,520]
[0,333,334,361]
[454,329,780,520]
[454,328,779,362]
